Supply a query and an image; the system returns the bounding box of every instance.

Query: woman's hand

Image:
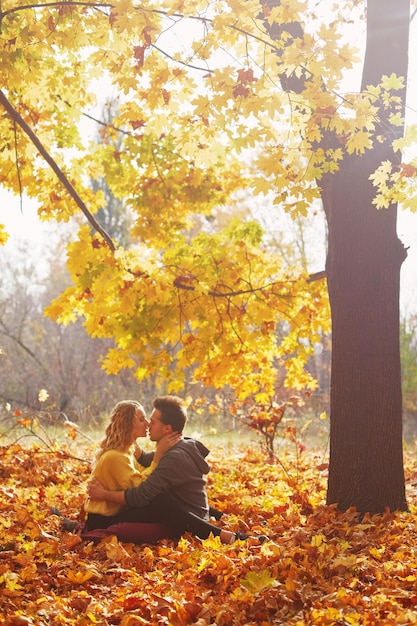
[154,432,182,463]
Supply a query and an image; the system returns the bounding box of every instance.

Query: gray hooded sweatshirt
[124,438,210,520]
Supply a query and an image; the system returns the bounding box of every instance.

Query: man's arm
[88,477,126,505]
[87,434,182,505]
[88,453,177,508]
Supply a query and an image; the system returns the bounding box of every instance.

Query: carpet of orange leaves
[2,441,417,625]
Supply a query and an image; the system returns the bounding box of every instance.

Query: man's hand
[87,477,107,500]
[87,478,126,505]
[154,432,182,464]
[133,443,142,460]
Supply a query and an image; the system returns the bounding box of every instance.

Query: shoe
[209,506,224,521]
[234,532,268,544]
[50,506,79,532]
[62,518,79,532]
[50,506,62,517]
[234,532,250,541]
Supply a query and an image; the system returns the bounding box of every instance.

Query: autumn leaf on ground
[2,443,417,624]
[240,569,279,594]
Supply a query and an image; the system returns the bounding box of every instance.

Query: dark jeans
[86,492,224,540]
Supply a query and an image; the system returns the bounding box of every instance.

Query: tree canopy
[0,0,345,400]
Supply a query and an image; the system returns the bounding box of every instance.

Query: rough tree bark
[324,0,410,513]
[263,0,410,513]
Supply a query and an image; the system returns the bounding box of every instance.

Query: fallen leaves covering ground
[2,441,417,625]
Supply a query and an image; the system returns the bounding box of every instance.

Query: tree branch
[307,270,326,283]
[151,44,214,74]
[0,90,115,251]
[0,1,112,28]
[173,270,326,296]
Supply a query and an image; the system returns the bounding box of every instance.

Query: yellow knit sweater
[84,449,156,517]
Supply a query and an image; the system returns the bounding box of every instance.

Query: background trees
[1,0,417,513]
[0,238,146,421]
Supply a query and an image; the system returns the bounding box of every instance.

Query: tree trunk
[323,0,410,513]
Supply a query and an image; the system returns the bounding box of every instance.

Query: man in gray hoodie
[87,395,249,543]
[130,396,211,520]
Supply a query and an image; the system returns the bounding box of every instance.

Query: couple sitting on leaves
[53,396,267,545]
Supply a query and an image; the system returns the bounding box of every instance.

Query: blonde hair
[95,400,144,461]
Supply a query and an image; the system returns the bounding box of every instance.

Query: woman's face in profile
[131,408,149,441]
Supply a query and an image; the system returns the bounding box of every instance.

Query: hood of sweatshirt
[174,437,211,475]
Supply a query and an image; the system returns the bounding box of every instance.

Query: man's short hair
[153,395,187,433]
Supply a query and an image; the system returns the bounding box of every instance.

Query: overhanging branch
[0,90,115,251]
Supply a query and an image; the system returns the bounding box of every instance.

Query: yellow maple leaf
[346,130,373,155]
[381,73,405,91]
[311,533,326,547]
[389,113,405,127]
[66,570,94,584]
[240,570,279,594]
